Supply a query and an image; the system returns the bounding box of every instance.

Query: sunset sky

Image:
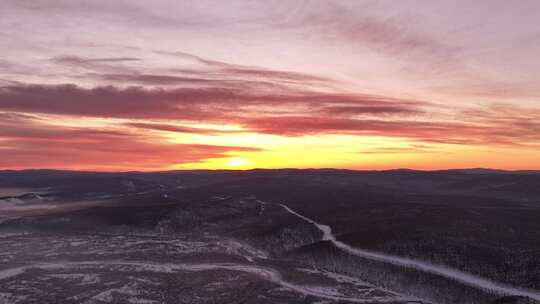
[1,0,539,171]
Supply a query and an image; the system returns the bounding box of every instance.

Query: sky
[0,0,539,171]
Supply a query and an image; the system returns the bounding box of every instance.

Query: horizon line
[1,167,540,174]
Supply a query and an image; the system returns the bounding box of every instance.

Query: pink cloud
[0,113,260,170]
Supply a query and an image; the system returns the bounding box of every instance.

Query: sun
[225,157,249,168]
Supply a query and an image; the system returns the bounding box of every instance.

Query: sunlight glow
[225,157,249,168]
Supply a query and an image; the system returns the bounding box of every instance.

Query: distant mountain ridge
[1,168,539,203]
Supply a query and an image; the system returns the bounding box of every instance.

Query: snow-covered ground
[0,260,414,304]
[0,227,422,304]
[0,195,536,304]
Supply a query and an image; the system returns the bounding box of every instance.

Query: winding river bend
[273,201,540,301]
